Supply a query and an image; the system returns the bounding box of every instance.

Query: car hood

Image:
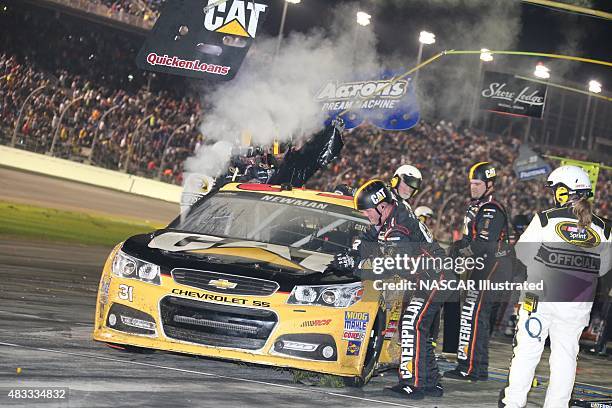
[121,230,351,290]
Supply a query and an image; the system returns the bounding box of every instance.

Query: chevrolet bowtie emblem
[208,279,237,290]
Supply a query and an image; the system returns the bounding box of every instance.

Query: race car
[93,183,402,385]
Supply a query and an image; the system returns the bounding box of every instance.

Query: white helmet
[546,165,593,206]
[415,206,434,219]
[391,165,422,195]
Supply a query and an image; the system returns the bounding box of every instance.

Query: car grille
[160,296,277,350]
[171,269,279,296]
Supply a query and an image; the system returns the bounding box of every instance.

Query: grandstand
[1,0,609,242]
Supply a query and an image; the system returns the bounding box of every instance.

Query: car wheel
[344,308,386,387]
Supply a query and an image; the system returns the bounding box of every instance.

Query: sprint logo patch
[555,221,600,248]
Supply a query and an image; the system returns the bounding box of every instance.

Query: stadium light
[480,48,493,62]
[419,31,436,45]
[276,0,301,56]
[356,11,371,26]
[588,80,602,94]
[534,63,550,79]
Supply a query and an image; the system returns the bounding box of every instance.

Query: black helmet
[468,161,497,182]
[354,179,393,211]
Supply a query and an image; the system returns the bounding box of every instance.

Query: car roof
[220,183,355,209]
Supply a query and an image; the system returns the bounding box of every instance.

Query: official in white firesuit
[499,165,611,408]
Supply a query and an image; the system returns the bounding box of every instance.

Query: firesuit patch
[346,340,362,356]
[555,221,601,248]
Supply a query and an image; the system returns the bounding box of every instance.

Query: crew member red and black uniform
[445,162,512,382]
[330,180,448,400]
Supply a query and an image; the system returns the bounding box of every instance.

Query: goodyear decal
[555,221,601,248]
[346,340,362,356]
[171,288,270,307]
[204,0,268,38]
[342,330,365,341]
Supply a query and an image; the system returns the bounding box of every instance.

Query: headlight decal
[112,250,161,285]
[287,282,363,308]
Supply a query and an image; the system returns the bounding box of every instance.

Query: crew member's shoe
[443,367,479,381]
[424,383,444,397]
[384,384,425,400]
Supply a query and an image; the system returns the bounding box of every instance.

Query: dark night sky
[260,0,611,90]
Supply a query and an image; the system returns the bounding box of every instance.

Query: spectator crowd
[1,1,609,241]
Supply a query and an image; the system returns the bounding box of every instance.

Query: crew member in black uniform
[330,180,448,400]
[444,162,512,382]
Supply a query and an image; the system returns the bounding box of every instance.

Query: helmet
[390,164,422,196]
[354,179,394,211]
[415,206,434,219]
[468,161,497,182]
[333,184,354,197]
[546,165,593,206]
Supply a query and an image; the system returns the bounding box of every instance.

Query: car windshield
[175,192,368,254]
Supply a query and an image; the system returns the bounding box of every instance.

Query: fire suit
[356,203,448,393]
[500,207,611,408]
[448,194,512,380]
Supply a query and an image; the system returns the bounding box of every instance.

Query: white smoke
[184,2,381,179]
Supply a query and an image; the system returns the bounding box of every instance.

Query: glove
[329,250,360,276]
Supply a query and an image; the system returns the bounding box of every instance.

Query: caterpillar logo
[371,189,387,205]
[555,221,600,248]
[204,0,268,38]
[485,168,496,179]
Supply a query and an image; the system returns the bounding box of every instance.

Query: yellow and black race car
[93,183,401,385]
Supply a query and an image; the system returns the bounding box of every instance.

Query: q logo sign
[371,189,387,205]
[204,0,268,38]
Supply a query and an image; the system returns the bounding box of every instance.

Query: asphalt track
[0,167,178,224]
[0,171,610,407]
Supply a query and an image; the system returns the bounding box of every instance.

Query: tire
[344,308,386,387]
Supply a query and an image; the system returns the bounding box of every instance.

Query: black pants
[455,257,512,377]
[442,295,460,353]
[399,283,450,388]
